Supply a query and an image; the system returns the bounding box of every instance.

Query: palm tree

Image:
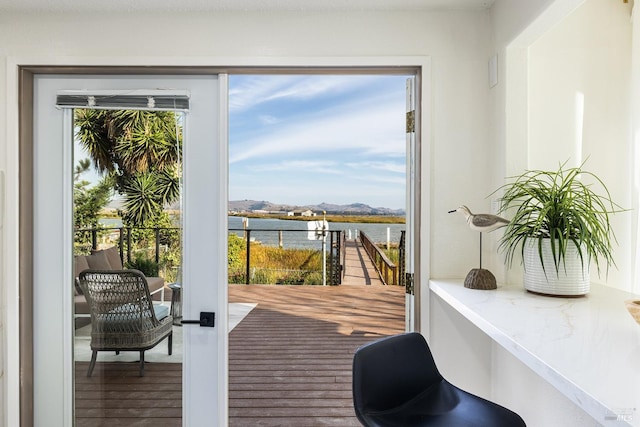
[73,160,113,252]
[74,109,182,226]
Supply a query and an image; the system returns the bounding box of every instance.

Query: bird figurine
[448,205,509,290]
[448,205,509,232]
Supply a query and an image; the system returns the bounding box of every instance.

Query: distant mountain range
[229,200,405,216]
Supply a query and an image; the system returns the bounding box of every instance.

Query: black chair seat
[353,333,526,427]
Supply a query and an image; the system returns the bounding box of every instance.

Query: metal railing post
[245,229,251,285]
[155,227,161,265]
[91,229,98,251]
[118,228,124,264]
[399,230,406,289]
[126,228,132,263]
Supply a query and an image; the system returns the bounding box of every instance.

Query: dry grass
[230,245,324,285]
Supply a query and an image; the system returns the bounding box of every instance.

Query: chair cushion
[75,255,90,276]
[92,246,123,270]
[146,276,165,294]
[105,302,169,321]
[85,250,112,270]
[153,304,170,320]
[95,302,170,325]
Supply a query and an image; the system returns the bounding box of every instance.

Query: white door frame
[405,76,417,332]
[7,58,430,427]
[181,73,230,425]
[31,74,228,426]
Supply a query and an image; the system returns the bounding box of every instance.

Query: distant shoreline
[99,210,406,225]
[230,212,405,224]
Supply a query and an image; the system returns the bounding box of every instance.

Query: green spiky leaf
[492,161,624,278]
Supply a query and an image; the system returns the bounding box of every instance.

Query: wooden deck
[341,240,384,286]
[75,283,405,426]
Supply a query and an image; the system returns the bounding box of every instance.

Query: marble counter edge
[429,279,636,427]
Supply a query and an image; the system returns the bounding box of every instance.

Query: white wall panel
[528,0,633,291]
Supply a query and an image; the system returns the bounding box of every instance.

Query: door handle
[182,311,215,327]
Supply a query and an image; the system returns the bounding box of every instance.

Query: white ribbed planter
[523,239,590,296]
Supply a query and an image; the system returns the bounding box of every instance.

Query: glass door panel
[32,75,227,427]
[72,107,184,426]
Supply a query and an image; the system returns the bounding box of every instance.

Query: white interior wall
[428,2,636,426]
[492,343,603,426]
[0,8,493,426]
[484,0,560,281]
[428,16,494,280]
[492,0,635,290]
[528,0,633,291]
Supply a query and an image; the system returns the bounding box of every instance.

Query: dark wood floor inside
[75,284,406,426]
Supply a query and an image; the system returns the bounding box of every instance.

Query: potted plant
[494,162,622,296]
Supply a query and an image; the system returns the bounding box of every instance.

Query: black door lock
[182,311,215,327]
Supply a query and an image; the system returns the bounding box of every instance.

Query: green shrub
[126,254,159,277]
[303,271,323,286]
[228,234,246,269]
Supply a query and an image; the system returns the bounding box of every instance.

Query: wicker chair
[78,269,173,377]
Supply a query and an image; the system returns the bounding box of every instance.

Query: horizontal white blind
[56,89,190,111]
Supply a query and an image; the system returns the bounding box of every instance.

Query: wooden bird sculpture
[448,205,509,232]
[448,205,509,290]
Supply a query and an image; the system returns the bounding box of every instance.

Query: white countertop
[429,280,640,426]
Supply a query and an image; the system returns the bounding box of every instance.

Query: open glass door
[32,74,228,426]
[405,76,417,332]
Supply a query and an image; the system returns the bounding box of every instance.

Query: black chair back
[353,332,441,415]
[352,333,527,427]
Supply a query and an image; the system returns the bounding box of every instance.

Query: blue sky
[75,74,409,210]
[229,74,409,210]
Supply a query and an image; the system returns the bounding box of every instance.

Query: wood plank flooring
[75,362,182,426]
[228,284,405,426]
[74,284,405,426]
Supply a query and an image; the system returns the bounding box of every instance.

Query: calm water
[99,216,405,249]
[228,216,405,249]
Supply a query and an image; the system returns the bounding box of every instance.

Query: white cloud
[253,160,344,175]
[229,94,405,164]
[355,174,407,185]
[345,160,405,174]
[229,75,386,112]
[258,114,279,125]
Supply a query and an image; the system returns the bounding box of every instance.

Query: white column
[631,5,640,295]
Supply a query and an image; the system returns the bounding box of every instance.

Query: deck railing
[229,228,344,285]
[75,226,344,285]
[359,230,398,286]
[330,230,347,285]
[75,226,179,264]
